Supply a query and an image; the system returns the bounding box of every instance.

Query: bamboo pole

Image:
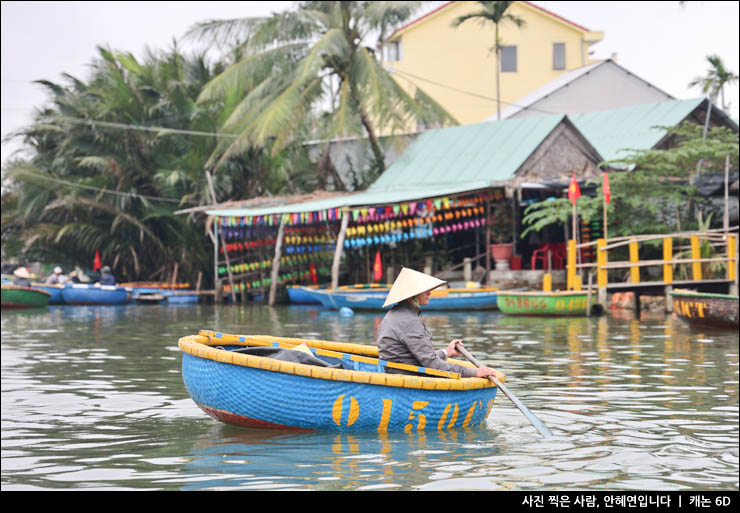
[268,217,286,306]
[205,170,236,304]
[331,210,349,289]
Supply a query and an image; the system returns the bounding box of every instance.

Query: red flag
[373,251,383,282]
[568,174,581,205]
[603,172,611,204]
[309,261,318,284]
[93,250,102,272]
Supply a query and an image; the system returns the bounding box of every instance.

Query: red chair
[531,242,566,270]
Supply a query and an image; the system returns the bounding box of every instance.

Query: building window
[553,43,566,70]
[384,41,402,62]
[501,46,517,72]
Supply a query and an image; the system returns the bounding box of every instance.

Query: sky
[2,1,739,167]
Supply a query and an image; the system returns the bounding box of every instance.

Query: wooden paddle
[455,342,554,438]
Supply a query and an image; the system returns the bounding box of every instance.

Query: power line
[14,171,198,205]
[53,116,240,139]
[389,67,559,115]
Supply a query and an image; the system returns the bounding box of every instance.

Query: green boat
[497,290,590,316]
[2,284,51,309]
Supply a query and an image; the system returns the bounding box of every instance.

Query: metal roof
[569,98,704,162]
[369,114,565,189]
[487,59,675,120]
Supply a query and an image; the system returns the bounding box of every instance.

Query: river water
[1,303,738,491]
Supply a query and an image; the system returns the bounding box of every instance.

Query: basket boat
[179,330,499,432]
[1,284,51,308]
[670,289,738,329]
[287,283,391,305]
[61,283,131,305]
[497,290,590,316]
[302,287,498,311]
[31,283,66,304]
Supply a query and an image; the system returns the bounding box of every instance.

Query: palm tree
[186,1,456,185]
[689,54,738,112]
[451,1,526,121]
[2,45,241,282]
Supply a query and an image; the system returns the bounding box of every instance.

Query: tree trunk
[495,24,501,121]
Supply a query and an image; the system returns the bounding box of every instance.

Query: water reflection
[1,303,737,490]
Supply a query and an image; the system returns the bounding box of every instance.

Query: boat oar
[455,342,554,438]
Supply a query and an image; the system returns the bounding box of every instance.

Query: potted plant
[489,203,514,268]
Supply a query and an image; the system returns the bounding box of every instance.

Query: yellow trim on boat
[179,335,497,391]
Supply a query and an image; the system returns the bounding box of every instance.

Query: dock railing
[565,227,738,309]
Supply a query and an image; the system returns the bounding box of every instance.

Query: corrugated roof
[369,114,565,189]
[570,98,703,162]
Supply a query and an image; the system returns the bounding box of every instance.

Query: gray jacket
[377,301,476,377]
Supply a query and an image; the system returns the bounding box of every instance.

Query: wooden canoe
[670,289,739,329]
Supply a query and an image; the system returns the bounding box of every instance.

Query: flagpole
[603,196,608,240]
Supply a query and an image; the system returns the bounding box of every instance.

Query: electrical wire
[15,170,198,205]
[389,67,560,115]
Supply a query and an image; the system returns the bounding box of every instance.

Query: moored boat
[61,283,131,305]
[179,330,499,432]
[304,287,498,311]
[31,283,66,304]
[2,284,51,308]
[670,289,739,329]
[497,290,590,316]
[287,283,391,305]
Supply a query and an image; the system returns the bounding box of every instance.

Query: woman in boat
[377,267,502,379]
[13,267,32,287]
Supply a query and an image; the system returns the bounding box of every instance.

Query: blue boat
[305,287,499,311]
[286,284,327,304]
[31,283,66,304]
[179,330,499,432]
[287,283,391,304]
[61,283,131,305]
[166,291,199,304]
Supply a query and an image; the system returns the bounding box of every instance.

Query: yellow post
[574,274,582,291]
[543,273,552,292]
[690,235,702,281]
[663,237,673,284]
[596,239,607,289]
[629,239,640,283]
[728,234,737,282]
[567,239,577,290]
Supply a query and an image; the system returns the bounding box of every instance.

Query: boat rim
[178,334,496,392]
[1,284,51,296]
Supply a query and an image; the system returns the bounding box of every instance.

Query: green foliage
[522,122,739,239]
[1,43,313,283]
[186,1,457,183]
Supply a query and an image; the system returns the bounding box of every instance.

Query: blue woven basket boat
[61,284,131,305]
[179,331,499,432]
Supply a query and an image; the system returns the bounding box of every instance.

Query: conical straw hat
[13,267,30,278]
[382,267,446,308]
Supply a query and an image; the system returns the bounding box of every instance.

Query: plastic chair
[531,242,566,270]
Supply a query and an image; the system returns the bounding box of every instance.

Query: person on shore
[45,266,66,284]
[98,266,116,286]
[13,267,32,287]
[377,267,503,379]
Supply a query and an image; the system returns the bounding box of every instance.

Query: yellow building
[381,1,604,126]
